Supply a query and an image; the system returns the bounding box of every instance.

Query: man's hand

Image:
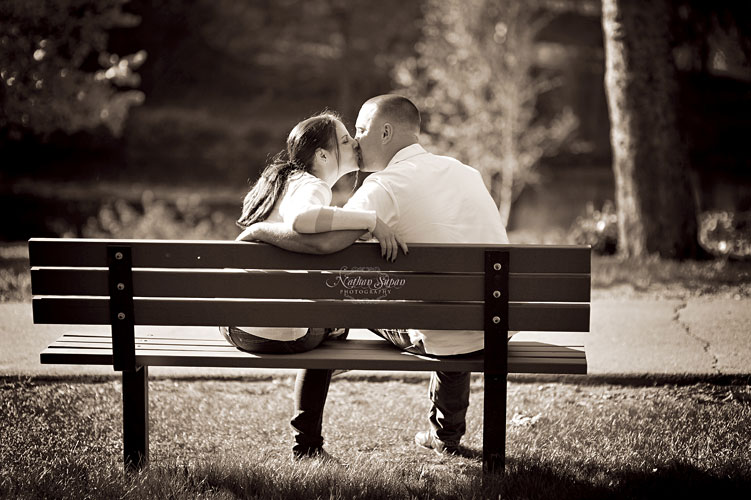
[238,222,365,254]
[371,217,408,262]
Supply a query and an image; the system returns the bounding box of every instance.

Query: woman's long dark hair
[237,112,341,228]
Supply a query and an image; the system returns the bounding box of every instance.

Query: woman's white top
[233,171,376,341]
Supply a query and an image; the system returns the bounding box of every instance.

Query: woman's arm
[237,222,365,254]
[285,180,377,234]
[285,179,407,260]
[292,205,377,234]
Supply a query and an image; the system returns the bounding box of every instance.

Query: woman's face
[313,120,359,186]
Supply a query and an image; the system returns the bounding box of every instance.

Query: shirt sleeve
[343,177,399,227]
[284,177,377,233]
[292,206,377,233]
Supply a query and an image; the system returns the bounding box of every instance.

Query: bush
[82,193,238,240]
[570,202,751,260]
[699,211,751,259]
[569,200,618,255]
[0,0,145,137]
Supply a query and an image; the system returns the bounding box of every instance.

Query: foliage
[0,244,30,302]
[699,211,751,259]
[570,200,618,255]
[1,376,750,499]
[570,202,751,260]
[393,0,578,226]
[0,0,146,138]
[167,0,420,122]
[81,193,238,241]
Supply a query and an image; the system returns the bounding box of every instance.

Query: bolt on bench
[30,238,590,472]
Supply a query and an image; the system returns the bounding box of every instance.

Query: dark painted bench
[29,238,590,472]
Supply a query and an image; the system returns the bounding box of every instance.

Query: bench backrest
[30,238,590,332]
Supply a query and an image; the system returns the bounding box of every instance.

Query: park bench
[30,238,590,472]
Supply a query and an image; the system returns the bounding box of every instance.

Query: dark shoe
[414,430,460,455]
[293,447,338,463]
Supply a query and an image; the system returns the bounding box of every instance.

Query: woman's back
[266,171,332,225]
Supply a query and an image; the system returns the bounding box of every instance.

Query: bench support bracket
[483,249,509,473]
[108,245,136,372]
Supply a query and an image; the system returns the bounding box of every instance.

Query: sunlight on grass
[1,375,749,499]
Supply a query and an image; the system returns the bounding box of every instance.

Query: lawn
[1,374,750,499]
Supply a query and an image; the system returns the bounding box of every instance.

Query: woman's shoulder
[288,171,330,192]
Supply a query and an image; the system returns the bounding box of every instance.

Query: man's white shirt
[344,144,510,355]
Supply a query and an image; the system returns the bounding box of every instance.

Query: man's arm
[237,222,365,254]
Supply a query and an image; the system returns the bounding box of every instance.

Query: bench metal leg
[122,365,149,470]
[483,249,509,473]
[483,372,507,473]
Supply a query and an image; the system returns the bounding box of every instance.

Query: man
[242,94,509,458]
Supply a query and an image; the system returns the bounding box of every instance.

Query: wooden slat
[40,339,586,374]
[31,268,591,303]
[51,332,590,347]
[53,334,586,351]
[48,339,585,357]
[28,239,591,274]
[55,336,230,346]
[33,297,590,331]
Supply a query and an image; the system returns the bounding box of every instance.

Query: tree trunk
[602,0,701,258]
[498,159,514,228]
[330,0,353,121]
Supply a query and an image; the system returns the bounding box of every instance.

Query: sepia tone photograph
[1,0,750,498]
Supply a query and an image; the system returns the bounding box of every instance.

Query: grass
[1,374,750,499]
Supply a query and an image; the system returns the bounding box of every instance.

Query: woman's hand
[371,217,408,262]
[235,225,259,241]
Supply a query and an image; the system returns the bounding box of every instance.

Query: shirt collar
[386,143,427,168]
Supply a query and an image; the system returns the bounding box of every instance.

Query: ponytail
[236,154,302,228]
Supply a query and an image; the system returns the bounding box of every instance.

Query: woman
[222,111,406,354]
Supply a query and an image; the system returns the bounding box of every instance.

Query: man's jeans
[291,329,477,453]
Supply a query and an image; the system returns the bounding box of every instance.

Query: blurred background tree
[393,0,578,226]
[601,0,751,258]
[0,0,146,141]
[0,0,749,258]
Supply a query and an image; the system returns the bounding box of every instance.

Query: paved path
[1,298,749,378]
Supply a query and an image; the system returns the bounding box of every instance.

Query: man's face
[354,103,384,172]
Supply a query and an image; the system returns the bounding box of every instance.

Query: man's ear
[315,148,328,163]
[382,123,393,144]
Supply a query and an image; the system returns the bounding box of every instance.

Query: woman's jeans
[291,329,477,455]
[220,326,331,354]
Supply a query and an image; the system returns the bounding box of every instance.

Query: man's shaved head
[363,94,421,134]
[355,94,421,172]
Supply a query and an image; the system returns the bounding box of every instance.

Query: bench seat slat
[31,268,591,303]
[33,297,590,332]
[52,335,586,350]
[29,239,591,274]
[41,338,586,374]
[47,339,586,357]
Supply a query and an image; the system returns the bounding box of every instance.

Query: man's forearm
[237,222,364,254]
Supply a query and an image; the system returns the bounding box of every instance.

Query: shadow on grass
[497,458,751,500]
[163,456,751,500]
[509,372,751,388]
